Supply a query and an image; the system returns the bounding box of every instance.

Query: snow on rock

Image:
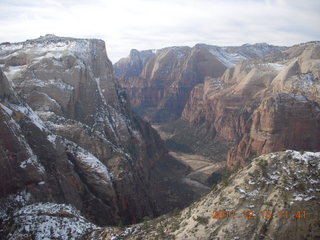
[27,78,74,91]
[94,150,320,240]
[232,150,320,202]
[0,42,23,52]
[76,151,112,181]
[252,150,320,201]
[0,35,96,84]
[4,65,27,80]
[0,190,32,220]
[0,103,48,174]
[14,202,82,217]
[65,140,113,182]
[42,110,132,160]
[8,202,99,240]
[0,102,64,177]
[293,193,316,202]
[300,73,315,87]
[208,46,246,68]
[0,102,13,116]
[290,73,318,91]
[287,150,320,165]
[266,62,285,70]
[19,155,45,174]
[101,226,141,240]
[95,77,107,105]
[9,103,46,131]
[47,134,57,144]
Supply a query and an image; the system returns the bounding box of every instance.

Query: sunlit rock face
[114,43,284,123]
[0,35,193,233]
[181,41,320,168]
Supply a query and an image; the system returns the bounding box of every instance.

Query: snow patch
[27,78,74,91]
[10,104,46,131]
[65,140,113,181]
[95,78,107,105]
[20,155,45,174]
[248,179,256,185]
[293,193,316,202]
[300,73,314,88]
[288,150,320,165]
[208,46,246,68]
[268,171,280,180]
[0,103,13,116]
[3,65,26,80]
[0,190,32,219]
[109,226,140,240]
[47,134,56,144]
[0,43,23,52]
[76,151,112,181]
[266,63,284,70]
[9,202,99,240]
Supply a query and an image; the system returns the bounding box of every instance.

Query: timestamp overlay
[211,210,316,220]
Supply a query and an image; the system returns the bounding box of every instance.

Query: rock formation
[114,43,284,123]
[228,93,320,168]
[91,150,320,240]
[182,41,320,168]
[0,35,194,239]
[0,67,101,239]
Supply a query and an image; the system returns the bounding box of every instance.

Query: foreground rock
[91,151,320,240]
[0,35,194,235]
[2,203,99,240]
[115,43,284,123]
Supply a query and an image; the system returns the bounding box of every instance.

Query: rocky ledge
[92,150,320,240]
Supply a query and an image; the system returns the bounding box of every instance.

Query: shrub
[170,207,181,217]
[193,216,209,225]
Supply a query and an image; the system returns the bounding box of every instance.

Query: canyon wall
[0,35,193,230]
[182,42,320,168]
[115,43,284,123]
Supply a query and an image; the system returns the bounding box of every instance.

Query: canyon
[181,41,320,168]
[0,35,319,240]
[116,41,320,188]
[114,43,285,123]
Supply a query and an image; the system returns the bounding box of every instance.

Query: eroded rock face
[115,43,284,123]
[182,41,320,168]
[227,93,320,168]
[0,69,115,233]
[0,35,193,231]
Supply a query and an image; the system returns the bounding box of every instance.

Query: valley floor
[152,124,227,195]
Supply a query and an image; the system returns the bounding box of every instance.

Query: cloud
[0,0,319,62]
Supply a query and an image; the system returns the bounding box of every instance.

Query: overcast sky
[0,0,319,63]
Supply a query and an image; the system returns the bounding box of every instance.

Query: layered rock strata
[115,43,284,123]
[182,42,320,168]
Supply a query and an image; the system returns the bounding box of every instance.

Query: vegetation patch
[159,120,232,161]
